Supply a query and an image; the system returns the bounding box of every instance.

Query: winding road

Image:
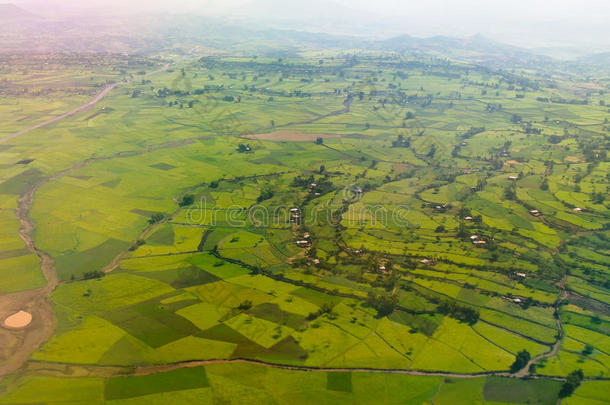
[0,64,170,376]
[0,62,583,387]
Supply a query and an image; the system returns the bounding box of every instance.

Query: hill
[0,3,34,19]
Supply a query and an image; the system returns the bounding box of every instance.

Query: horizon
[5,0,610,54]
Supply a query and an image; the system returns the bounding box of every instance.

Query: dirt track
[0,64,170,377]
[0,64,169,145]
[0,69,573,381]
[23,358,571,381]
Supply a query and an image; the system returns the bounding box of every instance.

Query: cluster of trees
[367,291,398,317]
[256,190,274,203]
[291,175,335,197]
[460,127,486,139]
[391,134,411,148]
[436,301,480,325]
[237,143,251,153]
[179,194,195,207]
[509,349,531,373]
[524,123,542,135]
[306,303,334,321]
[148,213,165,224]
[156,87,188,98]
[485,103,502,113]
[292,175,316,188]
[82,270,105,280]
[504,183,517,200]
[236,300,253,311]
[559,369,584,398]
[128,239,146,251]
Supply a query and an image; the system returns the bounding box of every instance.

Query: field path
[514,274,568,378]
[0,64,170,145]
[24,358,577,381]
[0,64,170,377]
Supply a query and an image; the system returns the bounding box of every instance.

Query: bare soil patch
[3,310,32,329]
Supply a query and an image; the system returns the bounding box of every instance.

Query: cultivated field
[0,52,608,404]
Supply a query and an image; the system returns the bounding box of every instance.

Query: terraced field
[0,53,608,404]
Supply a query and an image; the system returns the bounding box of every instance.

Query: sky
[10,0,610,51]
[12,0,610,22]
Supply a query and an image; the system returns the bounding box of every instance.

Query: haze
[11,0,610,53]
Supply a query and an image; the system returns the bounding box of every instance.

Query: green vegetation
[510,349,531,373]
[559,369,585,398]
[0,45,608,404]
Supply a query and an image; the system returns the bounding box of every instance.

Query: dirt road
[0,64,170,145]
[23,358,571,381]
[0,64,170,377]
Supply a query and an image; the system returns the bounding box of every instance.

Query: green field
[0,44,608,404]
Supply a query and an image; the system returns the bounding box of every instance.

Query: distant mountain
[0,8,598,72]
[0,3,35,19]
[578,52,610,66]
[374,33,553,67]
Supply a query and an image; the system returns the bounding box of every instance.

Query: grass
[0,51,608,404]
[104,367,209,400]
[483,377,562,405]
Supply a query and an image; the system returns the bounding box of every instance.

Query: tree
[179,194,195,207]
[257,190,274,203]
[592,192,605,204]
[559,369,584,398]
[509,349,531,373]
[437,301,479,325]
[307,302,334,320]
[236,300,253,311]
[582,344,594,356]
[315,137,324,145]
[148,213,165,224]
[367,291,398,317]
[237,143,251,153]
